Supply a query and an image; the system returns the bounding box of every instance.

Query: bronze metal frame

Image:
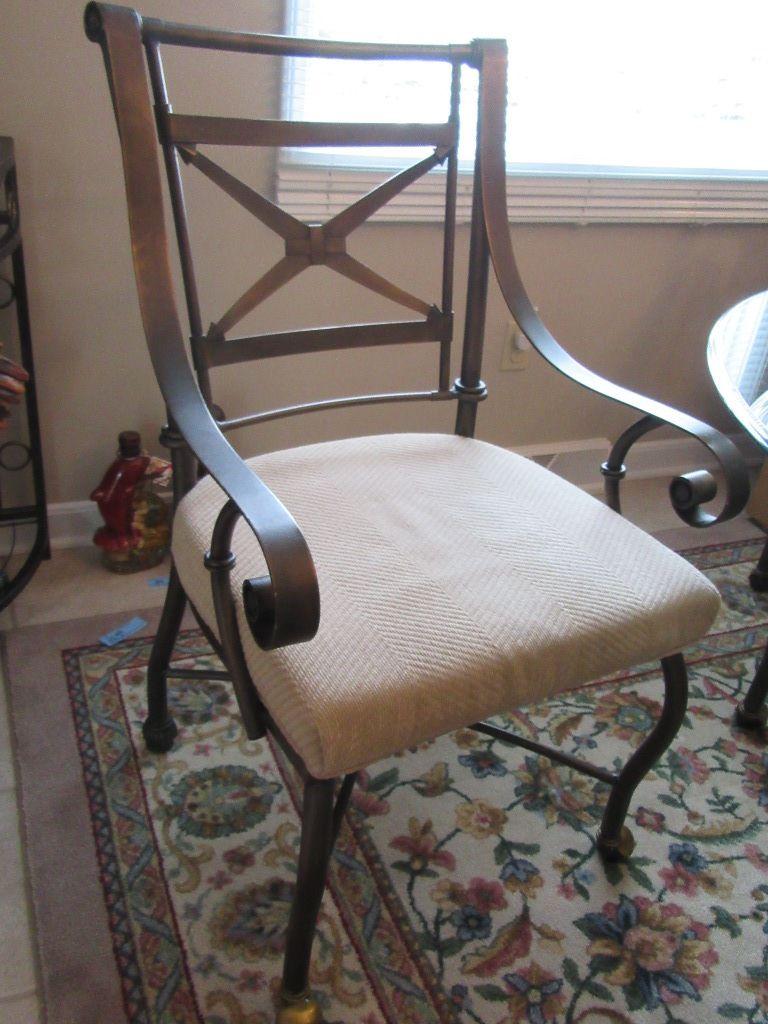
[84,6,749,1020]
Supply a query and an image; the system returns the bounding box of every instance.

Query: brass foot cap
[597,825,636,863]
[275,989,322,1024]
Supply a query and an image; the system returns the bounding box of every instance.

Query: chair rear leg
[142,566,187,752]
[277,776,336,1024]
[597,653,688,861]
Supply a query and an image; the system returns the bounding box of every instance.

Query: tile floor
[0,475,763,1022]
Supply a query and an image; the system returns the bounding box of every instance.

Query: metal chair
[85,5,749,1021]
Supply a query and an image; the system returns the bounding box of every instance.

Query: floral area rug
[62,537,768,1024]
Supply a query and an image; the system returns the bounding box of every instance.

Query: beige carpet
[5,608,166,1024]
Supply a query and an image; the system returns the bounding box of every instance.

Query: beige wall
[4,0,768,504]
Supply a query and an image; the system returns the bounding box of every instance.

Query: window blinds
[277,0,768,224]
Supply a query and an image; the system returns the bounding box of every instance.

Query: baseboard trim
[46,431,762,550]
[47,500,101,550]
[512,431,762,494]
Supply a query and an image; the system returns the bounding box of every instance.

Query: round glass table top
[708,290,768,451]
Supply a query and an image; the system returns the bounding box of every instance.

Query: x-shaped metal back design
[177,143,449,340]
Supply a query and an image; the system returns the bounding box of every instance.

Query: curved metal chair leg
[735,640,768,729]
[142,565,187,752]
[277,776,337,1024]
[597,653,688,862]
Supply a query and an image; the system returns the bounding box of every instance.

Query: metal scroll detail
[0,138,49,610]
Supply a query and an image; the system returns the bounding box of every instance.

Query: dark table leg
[737,535,768,728]
[735,641,768,729]
[749,535,768,592]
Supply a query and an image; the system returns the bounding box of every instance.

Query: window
[278,0,768,223]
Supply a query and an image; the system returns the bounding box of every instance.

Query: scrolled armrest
[475,38,750,528]
[88,0,319,649]
[176,393,320,650]
[600,411,748,527]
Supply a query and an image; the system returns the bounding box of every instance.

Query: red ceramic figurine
[91,431,171,572]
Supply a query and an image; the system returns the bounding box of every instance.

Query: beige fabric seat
[173,432,720,779]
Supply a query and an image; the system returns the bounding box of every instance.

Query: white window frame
[276,3,768,225]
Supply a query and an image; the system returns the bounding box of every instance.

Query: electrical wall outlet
[500,320,531,371]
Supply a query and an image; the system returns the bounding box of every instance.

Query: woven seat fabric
[172,433,720,779]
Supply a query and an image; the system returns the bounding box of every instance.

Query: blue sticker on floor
[99,616,148,647]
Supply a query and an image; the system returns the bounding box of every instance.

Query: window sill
[276,162,768,225]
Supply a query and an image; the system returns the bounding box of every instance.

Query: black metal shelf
[0,137,49,610]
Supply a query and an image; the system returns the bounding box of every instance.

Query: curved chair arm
[85,2,319,649]
[475,39,750,528]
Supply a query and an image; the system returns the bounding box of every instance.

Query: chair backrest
[85,4,508,450]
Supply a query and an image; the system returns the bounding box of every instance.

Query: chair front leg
[142,565,187,752]
[597,652,688,861]
[277,776,337,1024]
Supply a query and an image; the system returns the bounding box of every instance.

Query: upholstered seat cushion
[172,433,720,779]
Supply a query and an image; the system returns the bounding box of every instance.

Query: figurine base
[101,546,167,574]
